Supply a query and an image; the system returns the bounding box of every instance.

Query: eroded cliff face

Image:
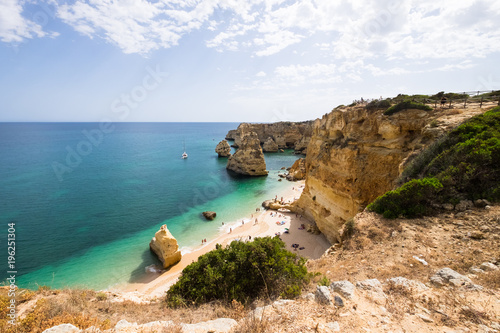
[295,106,438,243]
[229,121,313,153]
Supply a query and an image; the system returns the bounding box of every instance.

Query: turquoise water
[0,123,300,290]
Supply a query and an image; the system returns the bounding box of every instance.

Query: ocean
[0,122,300,290]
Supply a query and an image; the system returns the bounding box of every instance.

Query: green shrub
[384,101,432,116]
[343,218,356,238]
[95,292,107,301]
[318,276,330,286]
[430,91,469,100]
[367,178,443,218]
[165,237,309,307]
[366,99,391,110]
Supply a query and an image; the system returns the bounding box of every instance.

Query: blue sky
[1,0,499,122]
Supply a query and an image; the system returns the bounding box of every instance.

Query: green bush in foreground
[384,101,432,116]
[370,107,500,219]
[166,237,309,307]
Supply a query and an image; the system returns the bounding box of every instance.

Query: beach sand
[117,180,331,297]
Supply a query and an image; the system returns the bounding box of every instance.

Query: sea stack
[262,137,279,152]
[215,139,231,157]
[149,224,182,269]
[226,130,268,176]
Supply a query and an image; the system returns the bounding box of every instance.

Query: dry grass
[230,313,275,333]
[0,287,248,333]
[384,282,418,320]
[476,270,500,289]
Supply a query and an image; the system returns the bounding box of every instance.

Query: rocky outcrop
[225,129,237,141]
[286,158,306,181]
[295,106,440,243]
[202,211,216,220]
[262,137,279,152]
[149,224,182,269]
[226,130,268,176]
[228,121,313,153]
[262,199,293,211]
[215,140,231,157]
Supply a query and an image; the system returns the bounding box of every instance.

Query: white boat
[181,142,188,159]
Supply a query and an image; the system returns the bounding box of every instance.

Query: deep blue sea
[0,122,300,290]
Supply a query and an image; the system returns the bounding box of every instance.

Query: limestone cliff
[215,140,231,157]
[229,121,313,153]
[226,130,268,176]
[295,106,450,243]
[149,224,182,269]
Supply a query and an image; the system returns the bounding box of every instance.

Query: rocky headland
[226,129,268,176]
[226,121,313,154]
[149,224,182,269]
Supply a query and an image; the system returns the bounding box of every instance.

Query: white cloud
[0,0,50,42]
[256,71,266,77]
[2,0,500,62]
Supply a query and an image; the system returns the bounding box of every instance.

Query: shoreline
[114,180,331,297]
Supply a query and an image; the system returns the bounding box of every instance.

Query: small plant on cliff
[166,237,309,307]
[384,101,432,116]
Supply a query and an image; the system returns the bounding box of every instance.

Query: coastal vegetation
[166,236,309,307]
[383,101,432,116]
[368,107,500,218]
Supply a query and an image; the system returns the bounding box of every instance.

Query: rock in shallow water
[149,224,182,269]
[202,211,217,220]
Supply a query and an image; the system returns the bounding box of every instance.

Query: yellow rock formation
[149,224,182,269]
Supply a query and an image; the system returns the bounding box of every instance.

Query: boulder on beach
[262,199,294,211]
[202,211,217,220]
[149,224,182,269]
[215,140,231,157]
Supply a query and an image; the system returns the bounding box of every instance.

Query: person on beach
[229,228,232,233]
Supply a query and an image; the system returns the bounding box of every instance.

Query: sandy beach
[118,180,331,297]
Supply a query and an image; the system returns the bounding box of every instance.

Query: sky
[0,0,499,122]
